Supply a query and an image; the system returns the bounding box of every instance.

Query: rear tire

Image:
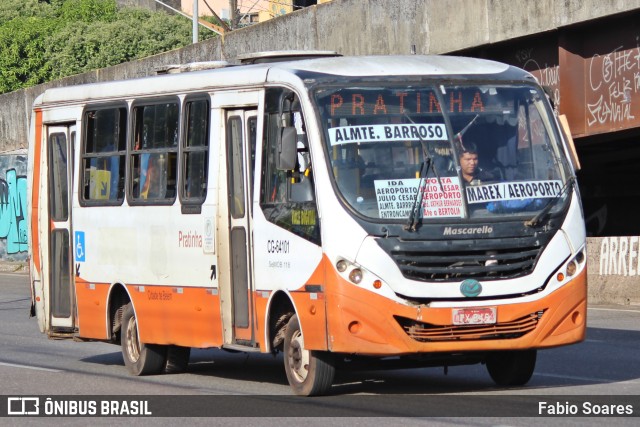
[121,303,166,376]
[486,349,537,386]
[164,345,191,374]
[283,314,335,396]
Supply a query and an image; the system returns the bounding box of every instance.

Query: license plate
[452,307,497,325]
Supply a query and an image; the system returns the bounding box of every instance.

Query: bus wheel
[164,345,191,374]
[486,349,537,386]
[121,303,166,376]
[283,314,335,396]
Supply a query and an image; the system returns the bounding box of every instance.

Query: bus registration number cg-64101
[452,307,497,325]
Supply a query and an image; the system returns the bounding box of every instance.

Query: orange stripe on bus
[129,285,222,348]
[288,255,329,351]
[30,109,43,274]
[76,283,224,347]
[75,279,110,339]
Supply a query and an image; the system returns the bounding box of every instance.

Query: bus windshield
[314,83,570,221]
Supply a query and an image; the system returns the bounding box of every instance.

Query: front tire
[486,349,537,386]
[121,303,166,376]
[283,314,335,396]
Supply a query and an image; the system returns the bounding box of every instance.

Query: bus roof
[35,55,530,107]
[286,54,514,77]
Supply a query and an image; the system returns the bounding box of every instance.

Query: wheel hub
[125,316,141,363]
[288,330,310,382]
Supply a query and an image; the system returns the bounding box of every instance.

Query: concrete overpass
[1,0,639,303]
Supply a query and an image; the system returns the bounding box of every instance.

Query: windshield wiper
[405,155,433,232]
[403,114,445,232]
[454,114,479,145]
[524,176,575,228]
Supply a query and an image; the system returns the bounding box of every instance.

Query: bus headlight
[566,260,577,277]
[334,257,388,292]
[556,247,586,284]
[349,268,363,284]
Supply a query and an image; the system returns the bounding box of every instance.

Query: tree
[0,0,216,94]
[0,0,55,24]
[0,17,57,93]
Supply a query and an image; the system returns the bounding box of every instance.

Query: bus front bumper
[323,268,587,355]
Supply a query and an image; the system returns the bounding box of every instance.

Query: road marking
[588,307,640,313]
[534,372,611,383]
[0,362,60,373]
[535,372,640,384]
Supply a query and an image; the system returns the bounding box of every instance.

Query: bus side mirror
[277,127,297,171]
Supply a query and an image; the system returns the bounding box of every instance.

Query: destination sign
[320,88,514,117]
[328,123,448,145]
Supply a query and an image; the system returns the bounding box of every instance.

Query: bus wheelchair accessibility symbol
[75,231,85,262]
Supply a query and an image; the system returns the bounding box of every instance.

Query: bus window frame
[179,94,211,211]
[78,102,128,207]
[127,96,181,206]
[259,86,321,245]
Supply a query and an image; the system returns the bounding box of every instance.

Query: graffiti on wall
[514,47,561,110]
[598,236,640,276]
[587,40,640,128]
[0,168,28,255]
[0,154,28,259]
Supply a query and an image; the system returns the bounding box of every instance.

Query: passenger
[140,154,165,199]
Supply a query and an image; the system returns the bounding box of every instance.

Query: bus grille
[395,311,544,342]
[386,240,542,282]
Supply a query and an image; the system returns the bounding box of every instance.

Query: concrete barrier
[588,236,640,305]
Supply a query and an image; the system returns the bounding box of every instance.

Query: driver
[459,142,493,185]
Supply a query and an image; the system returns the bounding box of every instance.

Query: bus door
[45,125,76,332]
[222,109,258,347]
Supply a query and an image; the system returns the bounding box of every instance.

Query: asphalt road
[0,272,638,426]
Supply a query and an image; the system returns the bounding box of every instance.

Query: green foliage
[58,0,117,23]
[0,16,56,93]
[201,14,229,29]
[0,0,54,24]
[0,0,217,94]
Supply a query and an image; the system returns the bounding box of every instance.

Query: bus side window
[130,100,179,204]
[263,110,288,203]
[181,97,210,204]
[260,88,320,245]
[81,106,127,205]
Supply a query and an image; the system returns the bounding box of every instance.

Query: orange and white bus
[28,53,587,396]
